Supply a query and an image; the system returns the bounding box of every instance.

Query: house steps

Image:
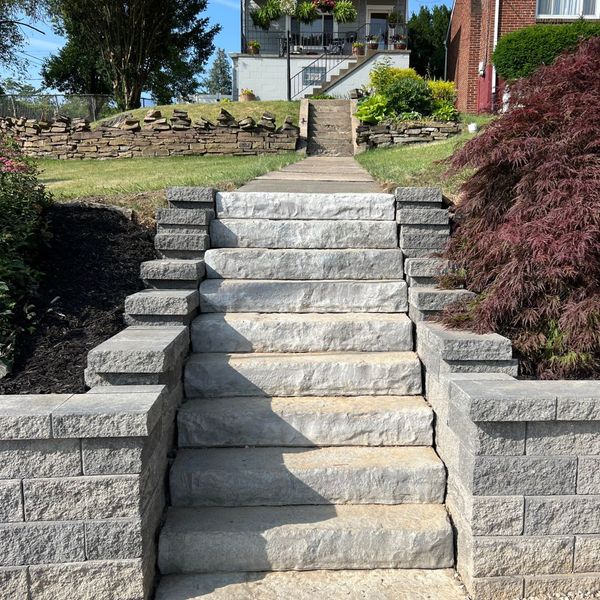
[155,189,461,598]
[306,100,354,156]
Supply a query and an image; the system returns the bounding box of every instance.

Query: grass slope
[356,114,494,201]
[37,152,301,223]
[95,101,301,128]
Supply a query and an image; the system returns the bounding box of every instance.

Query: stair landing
[237,157,381,193]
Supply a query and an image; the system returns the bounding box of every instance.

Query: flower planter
[352,46,365,56]
[247,47,260,55]
[393,42,407,50]
[240,93,256,102]
[367,42,379,50]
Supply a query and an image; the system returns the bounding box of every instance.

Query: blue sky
[2,0,449,90]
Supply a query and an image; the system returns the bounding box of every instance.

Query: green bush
[354,94,392,124]
[0,136,52,373]
[493,21,600,80]
[385,77,433,115]
[368,58,420,95]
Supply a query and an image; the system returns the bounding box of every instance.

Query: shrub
[493,21,600,80]
[432,102,458,122]
[368,58,420,95]
[354,94,392,124]
[384,76,433,115]
[441,38,600,379]
[0,136,52,373]
[428,79,456,104]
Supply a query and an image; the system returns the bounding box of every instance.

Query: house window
[537,0,599,17]
[302,66,327,86]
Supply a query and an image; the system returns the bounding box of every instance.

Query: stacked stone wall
[0,109,299,160]
[398,186,600,599]
[356,121,461,150]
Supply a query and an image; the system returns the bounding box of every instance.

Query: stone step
[141,259,205,290]
[124,289,199,326]
[210,219,396,249]
[204,249,404,280]
[184,351,422,398]
[170,446,446,507]
[198,280,408,313]
[310,134,354,142]
[215,192,394,220]
[309,123,352,133]
[158,504,454,574]
[191,313,413,353]
[178,395,433,448]
[156,569,468,600]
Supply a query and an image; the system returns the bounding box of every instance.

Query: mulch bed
[0,203,156,394]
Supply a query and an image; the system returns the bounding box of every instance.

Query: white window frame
[536,0,600,19]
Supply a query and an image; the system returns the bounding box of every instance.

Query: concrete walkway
[237,156,382,193]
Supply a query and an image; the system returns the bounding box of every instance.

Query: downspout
[491,0,500,111]
[444,0,456,81]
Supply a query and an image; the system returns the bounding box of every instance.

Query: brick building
[446,0,600,113]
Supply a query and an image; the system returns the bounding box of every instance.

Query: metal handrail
[289,22,372,99]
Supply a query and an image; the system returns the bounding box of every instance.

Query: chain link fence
[0,94,158,122]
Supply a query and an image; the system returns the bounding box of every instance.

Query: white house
[231,0,411,100]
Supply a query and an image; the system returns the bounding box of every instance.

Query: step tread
[178,395,433,448]
[170,446,445,506]
[198,279,408,314]
[158,504,453,573]
[191,312,413,353]
[156,569,468,599]
[204,248,404,280]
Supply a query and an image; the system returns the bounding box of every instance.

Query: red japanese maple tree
[442,37,600,379]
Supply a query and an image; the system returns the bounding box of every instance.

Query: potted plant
[366,34,379,50]
[352,41,365,56]
[280,0,297,14]
[391,34,407,50]
[312,0,336,13]
[295,0,319,23]
[247,40,261,55]
[250,0,282,30]
[240,88,256,101]
[333,0,357,23]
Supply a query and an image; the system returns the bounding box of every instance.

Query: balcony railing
[242,23,408,57]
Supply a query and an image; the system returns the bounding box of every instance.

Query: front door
[367,10,390,46]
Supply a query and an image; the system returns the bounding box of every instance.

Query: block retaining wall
[399,186,600,599]
[356,121,461,151]
[0,111,299,160]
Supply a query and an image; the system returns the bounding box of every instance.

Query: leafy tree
[407,5,450,78]
[201,49,232,95]
[0,0,43,70]
[41,17,112,96]
[46,0,221,110]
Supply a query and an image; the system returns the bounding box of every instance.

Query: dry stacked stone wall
[0,108,299,160]
[356,121,461,150]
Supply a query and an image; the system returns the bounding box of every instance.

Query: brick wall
[0,109,299,160]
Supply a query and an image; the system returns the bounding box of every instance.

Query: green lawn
[38,152,301,223]
[356,114,494,200]
[94,100,301,128]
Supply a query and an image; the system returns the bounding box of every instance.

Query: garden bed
[0,203,155,394]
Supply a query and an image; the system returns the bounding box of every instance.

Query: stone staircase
[306,100,354,157]
[155,191,464,599]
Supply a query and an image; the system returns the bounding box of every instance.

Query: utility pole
[286,30,292,101]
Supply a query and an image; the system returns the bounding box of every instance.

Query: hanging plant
[250,0,282,30]
[333,0,357,23]
[312,0,336,12]
[280,0,297,15]
[295,1,319,23]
